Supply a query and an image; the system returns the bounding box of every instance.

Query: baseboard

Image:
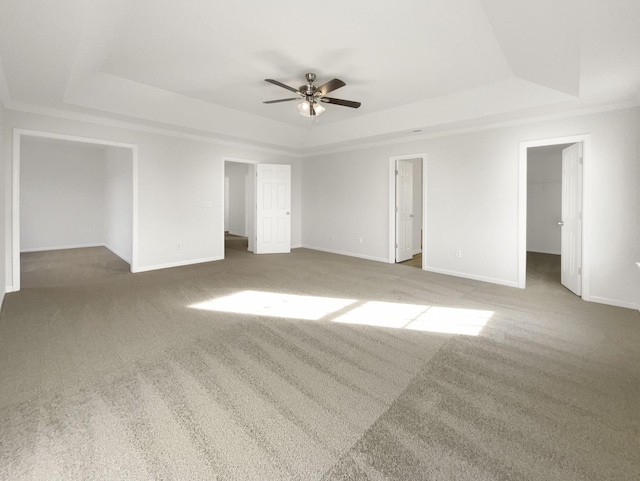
[423,266,520,288]
[20,243,104,253]
[589,296,639,311]
[301,245,389,264]
[104,244,132,264]
[527,249,561,256]
[132,255,224,273]
[412,248,422,256]
[291,243,302,249]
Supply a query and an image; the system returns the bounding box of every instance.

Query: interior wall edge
[132,255,224,274]
[301,245,389,264]
[423,266,520,289]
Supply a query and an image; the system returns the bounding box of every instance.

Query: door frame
[518,134,591,301]
[10,128,139,292]
[388,153,427,268]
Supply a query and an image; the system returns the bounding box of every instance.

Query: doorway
[224,160,251,255]
[518,135,590,299]
[388,153,426,268]
[222,159,292,256]
[10,129,138,292]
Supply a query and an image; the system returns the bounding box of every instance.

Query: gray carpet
[398,252,422,269]
[0,247,638,480]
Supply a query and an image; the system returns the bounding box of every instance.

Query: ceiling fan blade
[317,78,346,96]
[265,78,301,94]
[320,97,361,109]
[263,98,300,104]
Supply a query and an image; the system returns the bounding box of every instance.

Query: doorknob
[558,221,564,226]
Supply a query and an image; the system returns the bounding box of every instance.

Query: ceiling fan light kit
[264,72,360,118]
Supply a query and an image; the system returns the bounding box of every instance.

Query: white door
[395,160,414,262]
[560,143,582,295]
[256,164,291,254]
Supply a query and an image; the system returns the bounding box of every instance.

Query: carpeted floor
[0,247,638,480]
[398,252,422,269]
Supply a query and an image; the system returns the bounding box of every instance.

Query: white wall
[2,109,302,286]
[637,108,640,311]
[302,149,389,262]
[20,139,106,251]
[302,107,639,309]
[0,103,5,305]
[527,148,562,254]
[104,147,133,262]
[411,158,423,254]
[225,162,248,236]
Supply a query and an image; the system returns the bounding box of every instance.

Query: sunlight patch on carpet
[190,290,357,321]
[333,301,493,335]
[190,291,492,335]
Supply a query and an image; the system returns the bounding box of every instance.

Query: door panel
[396,160,413,262]
[561,143,582,295]
[256,164,291,254]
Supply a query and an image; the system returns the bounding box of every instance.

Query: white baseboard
[301,245,389,264]
[20,243,104,253]
[589,296,639,311]
[412,248,422,256]
[423,266,520,288]
[104,244,132,264]
[527,249,561,256]
[132,256,223,273]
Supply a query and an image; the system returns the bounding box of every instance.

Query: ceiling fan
[263,73,361,117]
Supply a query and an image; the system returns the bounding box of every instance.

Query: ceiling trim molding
[5,98,639,160]
[5,101,302,158]
[299,100,640,158]
[0,58,10,108]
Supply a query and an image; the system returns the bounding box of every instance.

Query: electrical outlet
[177,242,182,250]
[455,250,462,258]
[358,237,363,244]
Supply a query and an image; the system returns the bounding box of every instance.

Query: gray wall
[20,140,106,251]
[225,162,248,237]
[527,147,563,255]
[411,158,423,254]
[2,109,303,285]
[302,107,640,309]
[104,146,133,262]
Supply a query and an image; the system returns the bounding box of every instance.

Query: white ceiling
[1,0,639,153]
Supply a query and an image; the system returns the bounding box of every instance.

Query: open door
[395,160,414,262]
[256,164,291,254]
[560,143,582,295]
